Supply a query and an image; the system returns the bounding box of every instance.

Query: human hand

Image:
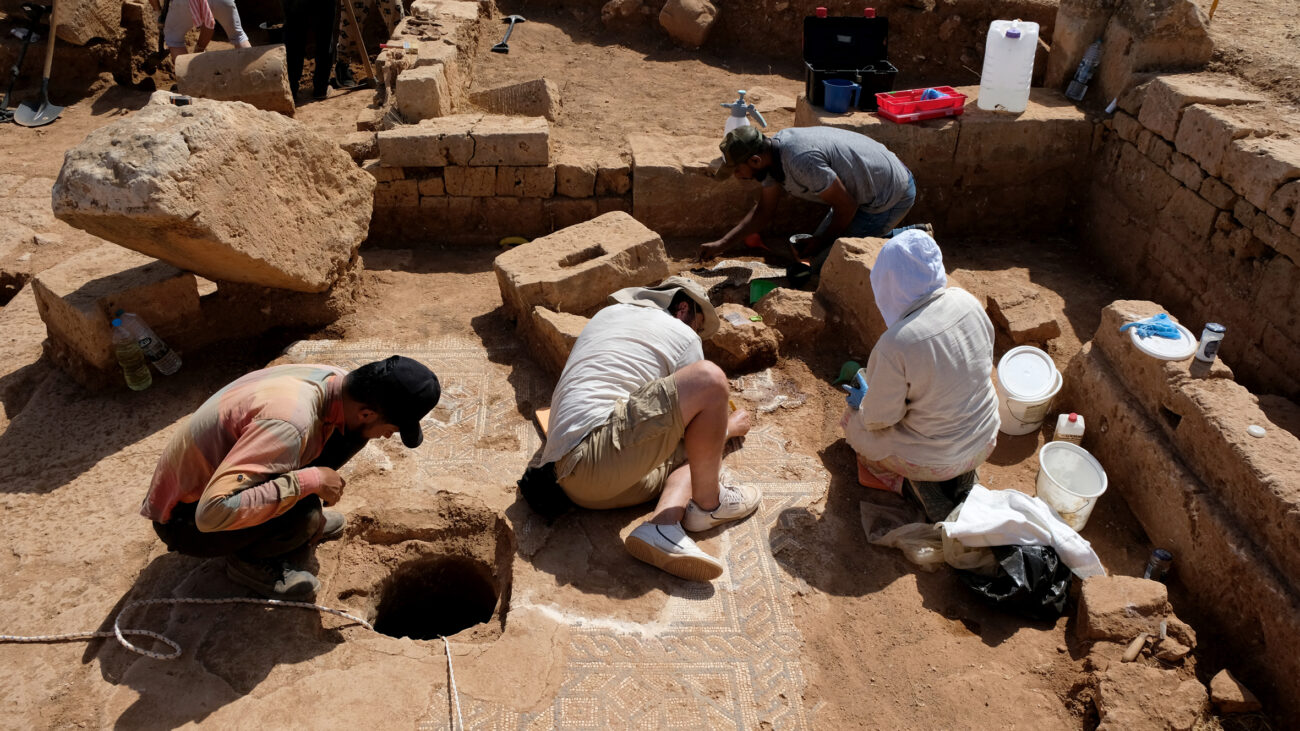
[315,468,346,506]
[842,373,868,409]
[698,240,728,262]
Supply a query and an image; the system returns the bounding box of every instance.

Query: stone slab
[469,116,550,167]
[378,114,481,167]
[175,46,296,116]
[1173,104,1272,178]
[493,211,669,319]
[526,306,587,376]
[1077,575,1170,642]
[469,78,560,121]
[396,64,453,121]
[1137,73,1269,141]
[1220,135,1300,211]
[815,237,889,357]
[629,134,754,237]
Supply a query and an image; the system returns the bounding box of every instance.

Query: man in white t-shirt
[520,277,760,582]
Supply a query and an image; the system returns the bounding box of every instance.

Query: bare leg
[168,46,185,61]
[195,25,214,52]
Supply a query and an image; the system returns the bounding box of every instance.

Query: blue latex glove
[920,88,946,100]
[1119,312,1182,340]
[842,372,868,409]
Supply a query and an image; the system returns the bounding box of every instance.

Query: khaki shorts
[558,376,687,510]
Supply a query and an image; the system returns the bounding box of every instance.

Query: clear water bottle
[1065,40,1102,101]
[115,310,182,375]
[977,19,1040,113]
[112,318,153,391]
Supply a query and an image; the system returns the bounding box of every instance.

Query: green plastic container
[749,279,778,304]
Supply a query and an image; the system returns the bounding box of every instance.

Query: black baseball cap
[349,356,441,448]
[715,124,767,178]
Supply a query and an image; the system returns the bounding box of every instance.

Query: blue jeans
[810,174,917,273]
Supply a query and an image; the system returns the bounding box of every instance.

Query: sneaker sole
[225,563,320,600]
[624,536,724,582]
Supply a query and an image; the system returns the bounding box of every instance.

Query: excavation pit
[372,556,499,640]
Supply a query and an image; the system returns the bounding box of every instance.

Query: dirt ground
[0,0,1295,727]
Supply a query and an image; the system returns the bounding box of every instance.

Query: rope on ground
[442,635,464,731]
[0,596,373,661]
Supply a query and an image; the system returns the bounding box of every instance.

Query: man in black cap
[142,356,441,598]
[700,124,927,274]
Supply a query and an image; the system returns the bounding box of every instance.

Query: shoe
[311,87,329,101]
[225,557,320,599]
[320,510,345,541]
[624,522,724,582]
[331,61,358,89]
[682,480,761,532]
[903,478,957,523]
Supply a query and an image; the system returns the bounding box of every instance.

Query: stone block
[396,64,453,121]
[1113,142,1182,214]
[545,198,599,230]
[1077,575,1170,642]
[1167,152,1204,189]
[378,114,480,167]
[1210,670,1262,714]
[56,0,121,45]
[594,151,632,195]
[356,106,384,132]
[753,289,826,348]
[1267,180,1300,230]
[1221,135,1300,211]
[339,132,377,162]
[703,304,779,373]
[31,245,199,373]
[175,46,296,116]
[375,179,419,207]
[794,97,959,168]
[630,134,753,237]
[1094,7,1214,104]
[469,79,560,121]
[955,87,1091,166]
[1159,186,1218,240]
[1253,214,1300,263]
[595,196,631,215]
[1137,72,1268,141]
[417,175,445,196]
[476,197,550,240]
[555,159,597,198]
[659,0,718,48]
[469,116,550,166]
[361,159,404,182]
[412,40,464,98]
[493,211,670,320]
[52,95,373,293]
[1233,198,1259,228]
[1173,104,1271,177]
[1096,663,1207,731]
[526,306,587,376]
[1044,0,1117,90]
[1200,175,1239,211]
[1112,111,1143,144]
[986,289,1062,347]
[496,166,556,198]
[816,237,889,356]
[445,167,496,197]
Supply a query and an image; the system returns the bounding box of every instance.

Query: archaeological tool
[14,0,63,126]
[491,14,525,54]
[1,3,51,124]
[339,0,379,88]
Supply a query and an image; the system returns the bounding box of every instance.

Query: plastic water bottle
[112,318,153,391]
[721,90,767,134]
[1065,40,1102,101]
[116,310,182,375]
[1053,412,1085,445]
[977,19,1040,113]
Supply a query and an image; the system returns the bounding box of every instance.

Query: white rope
[442,635,464,731]
[0,596,373,661]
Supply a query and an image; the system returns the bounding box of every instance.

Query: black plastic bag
[955,544,1073,620]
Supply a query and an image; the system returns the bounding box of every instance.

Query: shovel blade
[14,99,63,127]
[491,43,509,53]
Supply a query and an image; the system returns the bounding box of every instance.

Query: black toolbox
[803,14,897,111]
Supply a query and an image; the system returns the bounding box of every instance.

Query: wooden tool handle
[340,0,375,81]
[41,0,57,79]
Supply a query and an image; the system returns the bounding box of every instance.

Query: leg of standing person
[207,0,251,48]
[311,0,341,98]
[163,0,194,61]
[281,0,308,95]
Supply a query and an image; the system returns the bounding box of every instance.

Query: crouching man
[141,356,441,599]
[841,231,1000,520]
[520,277,759,581]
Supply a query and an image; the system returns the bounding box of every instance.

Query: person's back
[773,126,912,212]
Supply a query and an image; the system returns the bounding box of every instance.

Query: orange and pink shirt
[141,364,347,532]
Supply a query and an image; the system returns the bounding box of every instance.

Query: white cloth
[843,286,1000,468]
[940,485,1107,578]
[870,230,947,327]
[540,303,703,473]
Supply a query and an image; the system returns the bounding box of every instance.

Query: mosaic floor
[283,339,826,729]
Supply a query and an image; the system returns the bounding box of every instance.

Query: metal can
[1194,322,1226,363]
[1143,548,1173,581]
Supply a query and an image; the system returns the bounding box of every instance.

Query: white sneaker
[624,522,724,582]
[682,480,762,532]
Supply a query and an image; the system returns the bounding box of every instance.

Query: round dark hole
[372,557,497,640]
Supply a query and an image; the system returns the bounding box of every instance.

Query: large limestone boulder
[175,46,296,116]
[704,303,779,373]
[659,0,718,49]
[57,0,123,45]
[52,95,374,293]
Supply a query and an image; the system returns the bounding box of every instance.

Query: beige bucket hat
[607,276,719,339]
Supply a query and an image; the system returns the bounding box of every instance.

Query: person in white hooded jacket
[841,231,1000,511]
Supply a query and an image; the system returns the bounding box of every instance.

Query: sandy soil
[0,0,1295,727]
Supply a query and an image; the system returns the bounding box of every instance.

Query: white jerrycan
[977,19,1040,113]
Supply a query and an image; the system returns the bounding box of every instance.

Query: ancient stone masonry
[1085,72,1300,400]
[1062,300,1300,721]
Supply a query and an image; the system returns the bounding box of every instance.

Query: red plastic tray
[874,86,967,123]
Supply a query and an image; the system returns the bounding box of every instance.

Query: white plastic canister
[977,19,1040,113]
[995,346,1062,435]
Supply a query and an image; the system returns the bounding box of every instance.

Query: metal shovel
[491,15,525,54]
[15,0,63,127]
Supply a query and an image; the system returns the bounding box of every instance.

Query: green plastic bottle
[112,318,152,391]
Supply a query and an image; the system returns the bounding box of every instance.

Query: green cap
[834,360,862,385]
[715,125,767,179]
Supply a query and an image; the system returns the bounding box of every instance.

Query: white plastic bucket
[1035,441,1108,531]
[995,346,1062,435]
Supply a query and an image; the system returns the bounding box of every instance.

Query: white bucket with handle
[1035,441,1108,531]
[995,346,1062,435]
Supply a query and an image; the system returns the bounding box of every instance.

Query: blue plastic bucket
[822,79,861,113]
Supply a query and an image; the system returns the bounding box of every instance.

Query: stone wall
[1083,73,1300,401]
